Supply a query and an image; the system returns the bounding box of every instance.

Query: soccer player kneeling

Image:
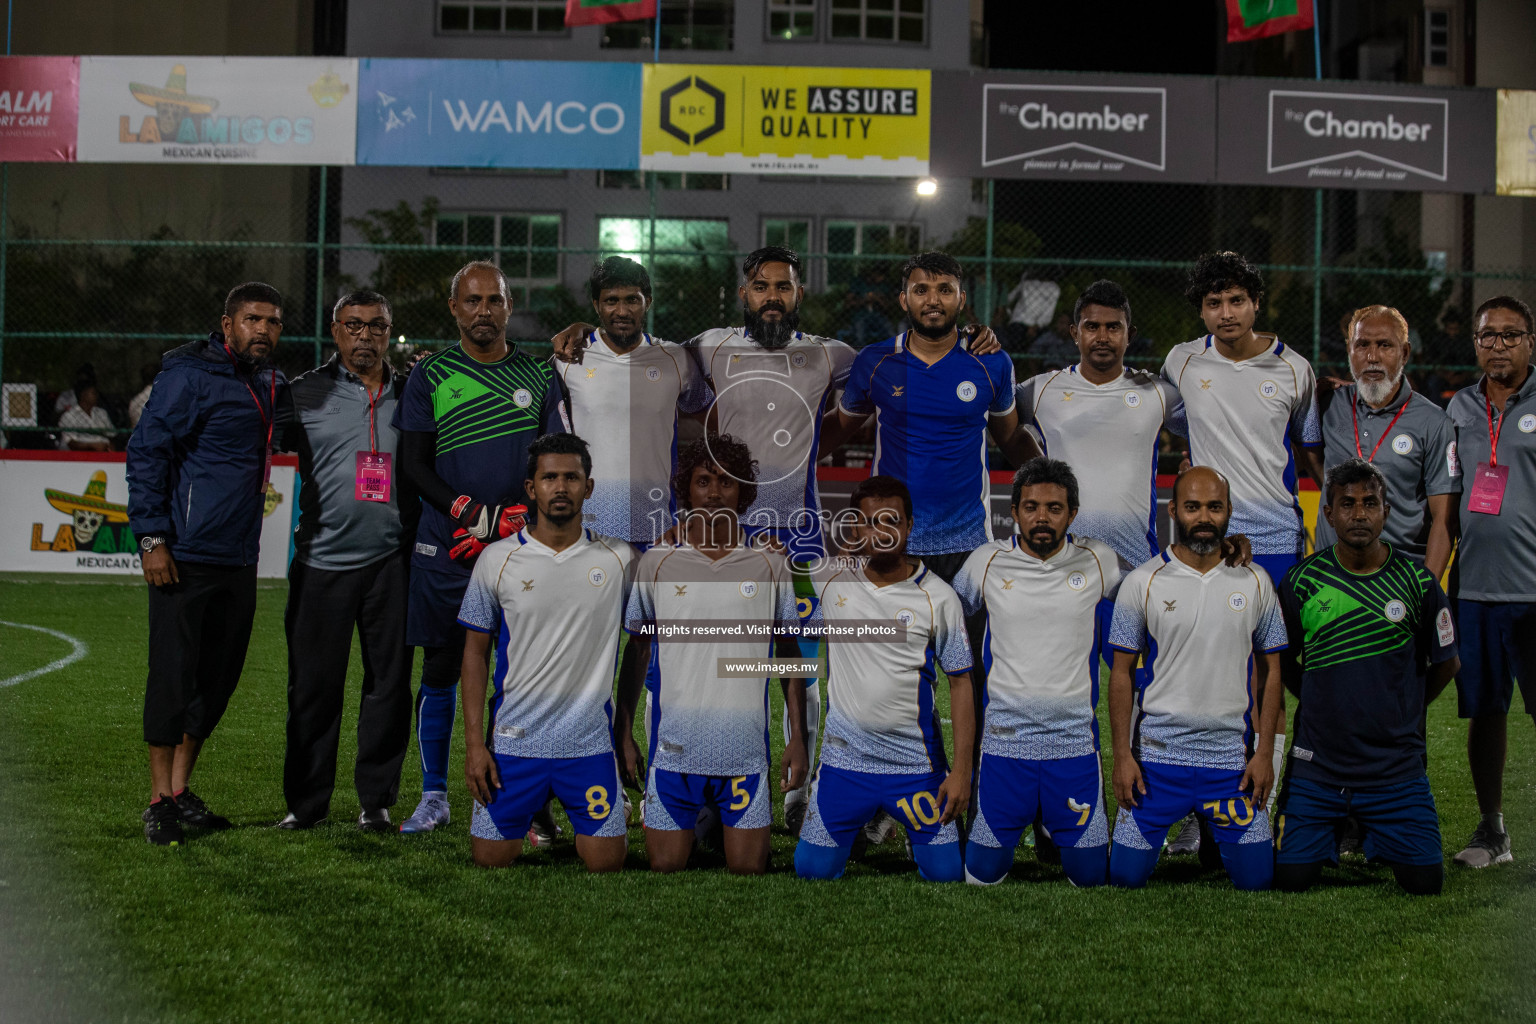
[1106,467,1287,891]
[455,433,636,872]
[618,435,809,875]
[952,459,1119,887]
[1273,459,1459,895]
[794,476,975,883]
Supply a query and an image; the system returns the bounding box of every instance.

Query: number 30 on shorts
[896,791,941,829]
[1201,797,1255,826]
[586,785,611,819]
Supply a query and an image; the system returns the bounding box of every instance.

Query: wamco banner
[641,64,928,176]
[931,71,1216,182]
[356,59,640,168]
[0,56,78,162]
[76,56,357,164]
[1217,77,1494,192]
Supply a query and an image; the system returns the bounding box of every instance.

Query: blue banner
[356,58,640,168]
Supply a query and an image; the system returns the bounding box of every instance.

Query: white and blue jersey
[839,332,1016,556]
[1108,550,1288,769]
[456,530,636,759]
[809,560,973,773]
[624,541,798,777]
[1162,336,1322,556]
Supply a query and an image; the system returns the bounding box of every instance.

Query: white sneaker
[784,785,808,836]
[1166,815,1201,855]
[399,792,450,834]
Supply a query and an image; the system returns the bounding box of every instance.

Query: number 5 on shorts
[730,776,750,811]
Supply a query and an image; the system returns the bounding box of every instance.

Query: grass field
[0,571,1533,1023]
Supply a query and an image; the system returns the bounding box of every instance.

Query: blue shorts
[408,567,470,649]
[644,766,771,831]
[1452,598,1536,718]
[1253,551,1300,584]
[470,751,627,841]
[970,751,1109,851]
[798,763,960,848]
[1111,761,1273,851]
[1275,774,1442,867]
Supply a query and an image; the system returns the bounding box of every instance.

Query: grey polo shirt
[1316,379,1461,562]
[280,357,406,571]
[1447,368,1536,602]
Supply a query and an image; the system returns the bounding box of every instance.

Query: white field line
[0,621,89,688]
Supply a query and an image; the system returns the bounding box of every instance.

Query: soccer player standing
[394,261,561,834]
[1274,459,1459,895]
[1106,467,1287,891]
[952,459,1119,887]
[618,435,808,874]
[1444,295,1536,868]
[794,476,975,883]
[456,433,635,871]
[1316,305,1460,578]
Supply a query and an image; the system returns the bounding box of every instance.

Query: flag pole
[652,1,661,63]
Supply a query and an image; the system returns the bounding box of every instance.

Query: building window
[1425,9,1450,68]
[829,0,924,44]
[434,213,561,306]
[595,170,730,190]
[601,0,733,51]
[825,220,920,288]
[438,0,566,33]
[763,218,811,252]
[768,0,816,40]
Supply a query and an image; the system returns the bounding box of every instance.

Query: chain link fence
[2,162,1531,448]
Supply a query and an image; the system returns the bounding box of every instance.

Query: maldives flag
[565,0,657,26]
[1225,0,1315,42]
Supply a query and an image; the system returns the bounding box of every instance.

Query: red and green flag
[1225,0,1315,42]
[565,0,657,26]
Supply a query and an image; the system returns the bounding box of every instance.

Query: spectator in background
[1030,310,1077,367]
[1422,308,1468,407]
[53,363,95,418]
[844,263,896,346]
[128,363,157,428]
[57,382,113,451]
[1002,275,1061,352]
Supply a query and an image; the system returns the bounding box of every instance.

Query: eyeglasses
[338,319,392,337]
[1473,329,1533,350]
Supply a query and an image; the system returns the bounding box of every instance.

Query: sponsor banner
[0,455,296,578]
[0,56,78,162]
[1495,89,1536,197]
[77,56,357,164]
[356,59,640,169]
[641,64,928,176]
[1217,77,1494,192]
[931,71,1216,182]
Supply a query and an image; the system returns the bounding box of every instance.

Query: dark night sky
[984,1,1218,75]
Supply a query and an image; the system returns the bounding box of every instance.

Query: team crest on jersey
[895,608,916,629]
[956,381,977,402]
[1391,433,1414,456]
[1228,592,1247,612]
[589,567,607,587]
[1123,392,1141,408]
[1521,414,1536,433]
[1067,571,1088,591]
[513,388,533,408]
[1384,600,1407,622]
[1259,380,1279,399]
[739,580,758,598]
[645,366,662,382]
[1437,607,1455,647]
[792,352,807,368]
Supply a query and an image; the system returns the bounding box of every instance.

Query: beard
[1023,527,1062,558]
[1181,521,1227,556]
[910,310,959,341]
[1354,364,1403,407]
[744,301,799,350]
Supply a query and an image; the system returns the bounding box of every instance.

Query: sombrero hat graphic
[130,65,219,116]
[45,470,130,523]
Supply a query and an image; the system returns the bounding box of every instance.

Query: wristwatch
[139,535,166,554]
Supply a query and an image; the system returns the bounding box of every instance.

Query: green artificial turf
[0,572,1532,1022]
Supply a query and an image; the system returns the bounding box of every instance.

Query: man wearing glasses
[274,291,418,831]
[1445,295,1536,869]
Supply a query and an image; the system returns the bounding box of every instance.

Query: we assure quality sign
[641,64,929,176]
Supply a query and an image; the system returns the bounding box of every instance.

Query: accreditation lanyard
[355,378,392,503]
[225,344,276,492]
[1468,392,1510,516]
[1351,394,1409,462]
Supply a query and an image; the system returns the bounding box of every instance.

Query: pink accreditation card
[1467,462,1508,515]
[356,451,392,502]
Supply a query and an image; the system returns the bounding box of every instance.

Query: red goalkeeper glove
[448,498,527,564]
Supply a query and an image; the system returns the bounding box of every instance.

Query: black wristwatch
[139,535,167,554]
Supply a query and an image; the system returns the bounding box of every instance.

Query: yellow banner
[641,64,929,176]
[1496,89,1536,197]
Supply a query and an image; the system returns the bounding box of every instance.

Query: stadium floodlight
[915,178,938,197]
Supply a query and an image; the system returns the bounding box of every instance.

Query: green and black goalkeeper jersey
[393,344,560,577]
[1278,545,1458,788]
